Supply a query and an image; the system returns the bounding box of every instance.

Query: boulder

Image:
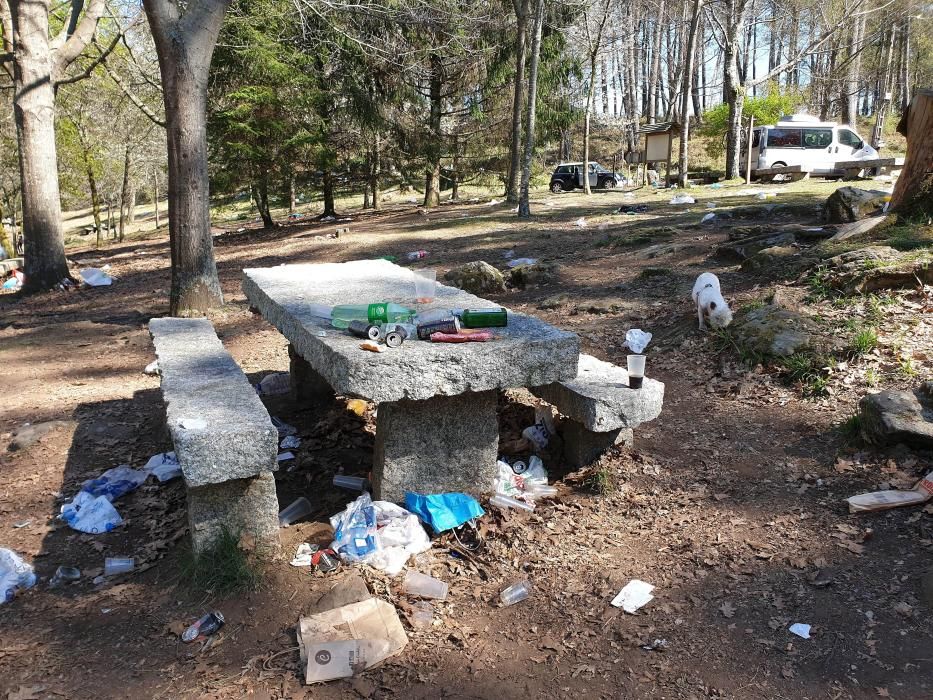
[827,247,933,293]
[740,245,799,272]
[859,382,933,449]
[824,187,889,223]
[718,232,796,262]
[443,261,506,295]
[733,303,838,358]
[507,262,559,288]
[828,246,901,272]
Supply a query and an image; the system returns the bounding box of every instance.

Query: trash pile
[79,267,114,287]
[2,269,24,290]
[0,548,36,604]
[58,453,181,534]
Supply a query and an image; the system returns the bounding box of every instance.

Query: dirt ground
[1,180,932,700]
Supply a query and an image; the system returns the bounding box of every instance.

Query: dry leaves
[719,601,736,618]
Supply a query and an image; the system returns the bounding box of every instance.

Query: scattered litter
[291,543,318,567]
[506,257,538,268]
[701,213,716,224]
[179,417,206,430]
[103,557,134,576]
[257,372,290,396]
[789,623,811,639]
[280,435,301,450]
[363,500,431,575]
[359,340,383,352]
[756,192,777,199]
[408,601,433,628]
[489,493,535,511]
[60,491,122,534]
[611,579,655,613]
[12,520,31,529]
[487,199,500,206]
[330,493,378,560]
[406,250,428,260]
[271,416,297,437]
[503,250,515,259]
[499,580,532,606]
[81,465,149,501]
[333,475,366,491]
[574,217,587,228]
[79,268,113,286]
[279,496,313,527]
[182,611,225,643]
[143,360,160,376]
[846,472,933,513]
[49,566,80,588]
[706,202,717,208]
[430,330,493,343]
[669,195,695,205]
[144,452,181,482]
[2,270,24,290]
[291,543,339,572]
[624,328,653,353]
[404,492,484,534]
[709,182,723,189]
[493,456,548,501]
[641,638,669,651]
[346,399,368,417]
[403,570,448,600]
[277,451,295,462]
[0,548,36,603]
[297,598,408,684]
[616,204,648,214]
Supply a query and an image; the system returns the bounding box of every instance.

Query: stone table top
[243,259,580,403]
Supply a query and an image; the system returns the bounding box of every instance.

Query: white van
[748,114,879,177]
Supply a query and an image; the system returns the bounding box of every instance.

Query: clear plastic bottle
[329,303,415,329]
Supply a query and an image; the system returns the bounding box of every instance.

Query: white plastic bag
[79,268,113,286]
[330,493,378,561]
[0,548,36,604]
[669,195,695,205]
[144,451,181,482]
[361,501,431,575]
[59,491,123,534]
[624,328,653,353]
[506,257,538,268]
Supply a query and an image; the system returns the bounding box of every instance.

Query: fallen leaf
[719,601,736,618]
[837,541,865,555]
[164,620,188,637]
[7,685,45,700]
[876,688,890,697]
[893,601,913,617]
[834,458,855,473]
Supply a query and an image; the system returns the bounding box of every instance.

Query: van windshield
[767,128,801,148]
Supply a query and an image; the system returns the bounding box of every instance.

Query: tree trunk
[582,49,598,195]
[890,89,932,212]
[371,133,381,211]
[647,4,663,122]
[288,174,296,212]
[0,201,13,259]
[362,169,370,209]
[144,0,227,316]
[899,17,910,113]
[517,0,544,218]
[423,53,443,209]
[85,161,102,243]
[678,0,703,188]
[321,169,336,218]
[450,137,460,201]
[724,43,745,180]
[103,200,110,248]
[252,178,274,228]
[842,16,864,125]
[505,0,529,203]
[10,0,71,291]
[119,144,131,242]
[153,170,160,228]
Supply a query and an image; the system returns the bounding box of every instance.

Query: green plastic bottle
[329,303,415,329]
[460,307,508,328]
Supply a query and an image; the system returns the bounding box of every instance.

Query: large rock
[740,245,800,272]
[149,318,279,488]
[719,233,796,262]
[733,304,839,358]
[859,382,933,449]
[530,353,665,432]
[827,247,933,293]
[507,262,559,288]
[824,187,889,223]
[443,261,506,295]
[828,246,901,272]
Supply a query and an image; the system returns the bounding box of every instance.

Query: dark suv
[549,162,622,192]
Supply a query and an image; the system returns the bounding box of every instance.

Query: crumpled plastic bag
[404,492,484,534]
[669,195,695,205]
[81,465,150,501]
[624,328,652,354]
[494,456,549,501]
[506,257,538,268]
[363,501,431,575]
[144,452,181,482]
[60,491,123,534]
[0,548,36,604]
[330,493,378,561]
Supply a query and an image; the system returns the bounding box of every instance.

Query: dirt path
[1,181,931,700]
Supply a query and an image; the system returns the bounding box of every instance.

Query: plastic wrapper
[0,548,36,604]
[329,493,378,561]
[625,328,653,354]
[404,492,484,533]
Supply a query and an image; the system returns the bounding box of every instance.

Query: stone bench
[149,317,280,554]
[531,354,664,467]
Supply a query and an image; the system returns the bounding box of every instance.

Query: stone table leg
[187,472,280,555]
[289,344,335,406]
[373,390,499,503]
[560,422,633,468]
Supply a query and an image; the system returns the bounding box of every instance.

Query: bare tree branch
[52,0,106,79]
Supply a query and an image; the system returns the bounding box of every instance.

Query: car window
[803,128,832,148]
[588,164,597,173]
[752,130,761,148]
[838,129,862,147]
[767,128,801,147]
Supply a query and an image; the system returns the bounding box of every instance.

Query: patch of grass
[587,464,617,495]
[807,266,833,301]
[181,527,264,596]
[640,266,673,278]
[779,352,831,397]
[741,299,767,313]
[849,327,878,357]
[898,357,919,378]
[865,367,879,387]
[840,412,863,445]
[886,221,933,252]
[710,328,765,366]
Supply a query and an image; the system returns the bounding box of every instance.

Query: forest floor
[1,177,932,700]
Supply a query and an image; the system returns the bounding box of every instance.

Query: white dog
[692,272,733,330]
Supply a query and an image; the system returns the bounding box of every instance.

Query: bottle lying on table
[459,307,508,328]
[309,303,416,329]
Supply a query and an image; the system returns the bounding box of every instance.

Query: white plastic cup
[627,354,646,389]
[489,494,535,511]
[413,269,437,303]
[410,601,434,629]
[526,483,557,498]
[333,475,367,491]
[278,496,313,526]
[403,570,448,600]
[104,557,134,576]
[499,580,532,606]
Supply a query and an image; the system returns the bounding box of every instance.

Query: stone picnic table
[243,259,581,501]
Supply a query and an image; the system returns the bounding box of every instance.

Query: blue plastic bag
[0,548,36,604]
[59,491,123,534]
[81,465,149,501]
[329,493,378,561]
[404,492,485,534]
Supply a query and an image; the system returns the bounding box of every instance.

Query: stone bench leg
[561,422,633,468]
[373,390,499,503]
[187,472,280,555]
[289,344,335,406]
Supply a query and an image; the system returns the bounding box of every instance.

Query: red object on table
[430,330,494,343]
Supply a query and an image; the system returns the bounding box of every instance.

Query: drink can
[348,320,382,341]
[416,317,459,340]
[182,611,225,642]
